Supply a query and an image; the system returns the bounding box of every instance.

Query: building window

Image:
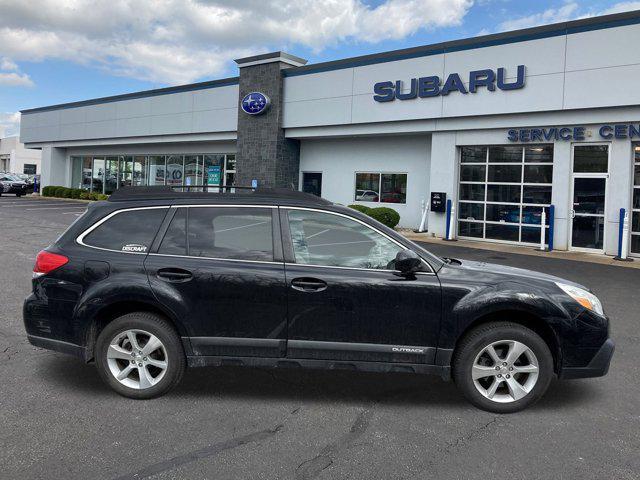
[354,172,407,204]
[631,145,640,255]
[23,164,37,175]
[302,172,322,197]
[458,145,553,244]
[69,154,234,193]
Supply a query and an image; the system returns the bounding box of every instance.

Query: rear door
[145,205,288,358]
[281,207,441,364]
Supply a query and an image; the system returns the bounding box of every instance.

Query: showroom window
[458,145,553,244]
[631,145,640,255]
[354,172,407,204]
[23,164,37,175]
[70,154,235,193]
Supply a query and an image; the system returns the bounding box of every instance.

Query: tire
[95,312,186,399]
[453,322,553,413]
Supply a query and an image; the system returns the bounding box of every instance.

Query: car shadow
[36,354,602,411]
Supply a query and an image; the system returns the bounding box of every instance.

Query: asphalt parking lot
[1,195,639,480]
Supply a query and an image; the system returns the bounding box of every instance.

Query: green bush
[348,204,372,215]
[40,185,108,201]
[368,207,401,229]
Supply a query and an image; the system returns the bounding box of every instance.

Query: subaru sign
[507,124,640,142]
[373,65,526,102]
[241,92,270,115]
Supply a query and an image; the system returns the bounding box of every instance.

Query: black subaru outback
[24,186,614,413]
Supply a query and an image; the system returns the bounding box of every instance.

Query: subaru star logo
[241,92,270,115]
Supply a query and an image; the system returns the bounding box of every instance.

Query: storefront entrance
[569,145,609,253]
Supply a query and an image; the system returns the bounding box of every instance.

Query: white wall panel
[566,24,640,71]
[193,85,238,111]
[299,135,431,228]
[351,92,442,124]
[563,64,640,109]
[283,69,354,102]
[283,97,353,128]
[444,36,566,77]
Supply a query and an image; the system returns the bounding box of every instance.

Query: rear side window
[159,207,273,261]
[82,208,167,253]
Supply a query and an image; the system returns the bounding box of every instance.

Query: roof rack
[107,185,333,205]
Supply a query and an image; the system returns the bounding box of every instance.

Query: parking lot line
[0,202,72,207]
[26,206,87,210]
[62,212,84,215]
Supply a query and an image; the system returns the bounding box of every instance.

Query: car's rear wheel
[453,322,553,413]
[95,312,185,399]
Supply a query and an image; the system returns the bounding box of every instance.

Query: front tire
[95,312,185,399]
[453,322,553,413]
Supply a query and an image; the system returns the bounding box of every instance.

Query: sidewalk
[400,230,640,270]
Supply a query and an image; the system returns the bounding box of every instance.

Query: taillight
[33,250,69,278]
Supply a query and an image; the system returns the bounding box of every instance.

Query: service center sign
[373,65,526,102]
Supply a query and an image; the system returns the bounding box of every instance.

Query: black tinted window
[83,208,167,252]
[158,208,187,255]
[188,207,273,261]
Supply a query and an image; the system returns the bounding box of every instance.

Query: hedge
[348,204,400,229]
[347,204,372,215]
[42,186,108,201]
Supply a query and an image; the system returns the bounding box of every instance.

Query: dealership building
[20,10,640,257]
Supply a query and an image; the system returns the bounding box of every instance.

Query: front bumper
[559,338,615,379]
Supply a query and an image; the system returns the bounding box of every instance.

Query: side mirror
[394,249,422,276]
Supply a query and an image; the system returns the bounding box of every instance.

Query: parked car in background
[0,173,28,197]
[355,189,379,202]
[24,186,614,413]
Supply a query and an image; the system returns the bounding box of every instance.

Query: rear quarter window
[81,208,168,253]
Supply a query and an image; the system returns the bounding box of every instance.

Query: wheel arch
[454,310,561,374]
[83,300,189,362]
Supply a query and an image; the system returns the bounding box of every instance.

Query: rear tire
[453,322,553,413]
[95,312,185,399]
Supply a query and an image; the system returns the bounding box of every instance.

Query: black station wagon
[24,186,614,413]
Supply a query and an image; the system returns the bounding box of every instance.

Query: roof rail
[106,185,333,205]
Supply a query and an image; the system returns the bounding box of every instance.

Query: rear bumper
[26,334,87,360]
[560,338,615,379]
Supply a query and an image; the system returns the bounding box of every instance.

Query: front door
[145,205,288,358]
[570,145,609,253]
[302,172,322,197]
[281,207,441,364]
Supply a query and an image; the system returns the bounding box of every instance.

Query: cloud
[0,0,474,85]
[0,71,34,87]
[0,54,33,87]
[494,1,640,33]
[498,2,579,31]
[0,112,21,137]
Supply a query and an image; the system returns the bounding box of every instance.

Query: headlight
[555,282,604,316]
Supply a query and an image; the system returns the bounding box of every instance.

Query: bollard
[615,208,633,261]
[444,200,456,241]
[536,209,547,251]
[548,205,555,252]
[415,200,429,233]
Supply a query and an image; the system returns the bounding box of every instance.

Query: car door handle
[291,277,327,292]
[157,268,193,283]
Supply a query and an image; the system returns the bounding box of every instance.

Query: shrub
[96,193,109,201]
[40,185,108,201]
[62,188,73,198]
[368,207,401,229]
[42,186,54,197]
[80,191,91,200]
[70,188,82,199]
[348,204,372,215]
[54,186,67,197]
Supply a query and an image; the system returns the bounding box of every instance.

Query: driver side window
[287,209,404,269]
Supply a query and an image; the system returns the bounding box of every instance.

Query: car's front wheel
[453,322,553,413]
[95,312,185,399]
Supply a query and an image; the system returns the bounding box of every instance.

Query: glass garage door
[632,144,640,255]
[458,145,553,244]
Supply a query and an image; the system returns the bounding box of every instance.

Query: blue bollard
[445,199,452,240]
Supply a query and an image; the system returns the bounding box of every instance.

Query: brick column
[234,52,307,189]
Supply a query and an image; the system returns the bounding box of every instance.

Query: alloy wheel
[472,340,539,403]
[106,329,168,390]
